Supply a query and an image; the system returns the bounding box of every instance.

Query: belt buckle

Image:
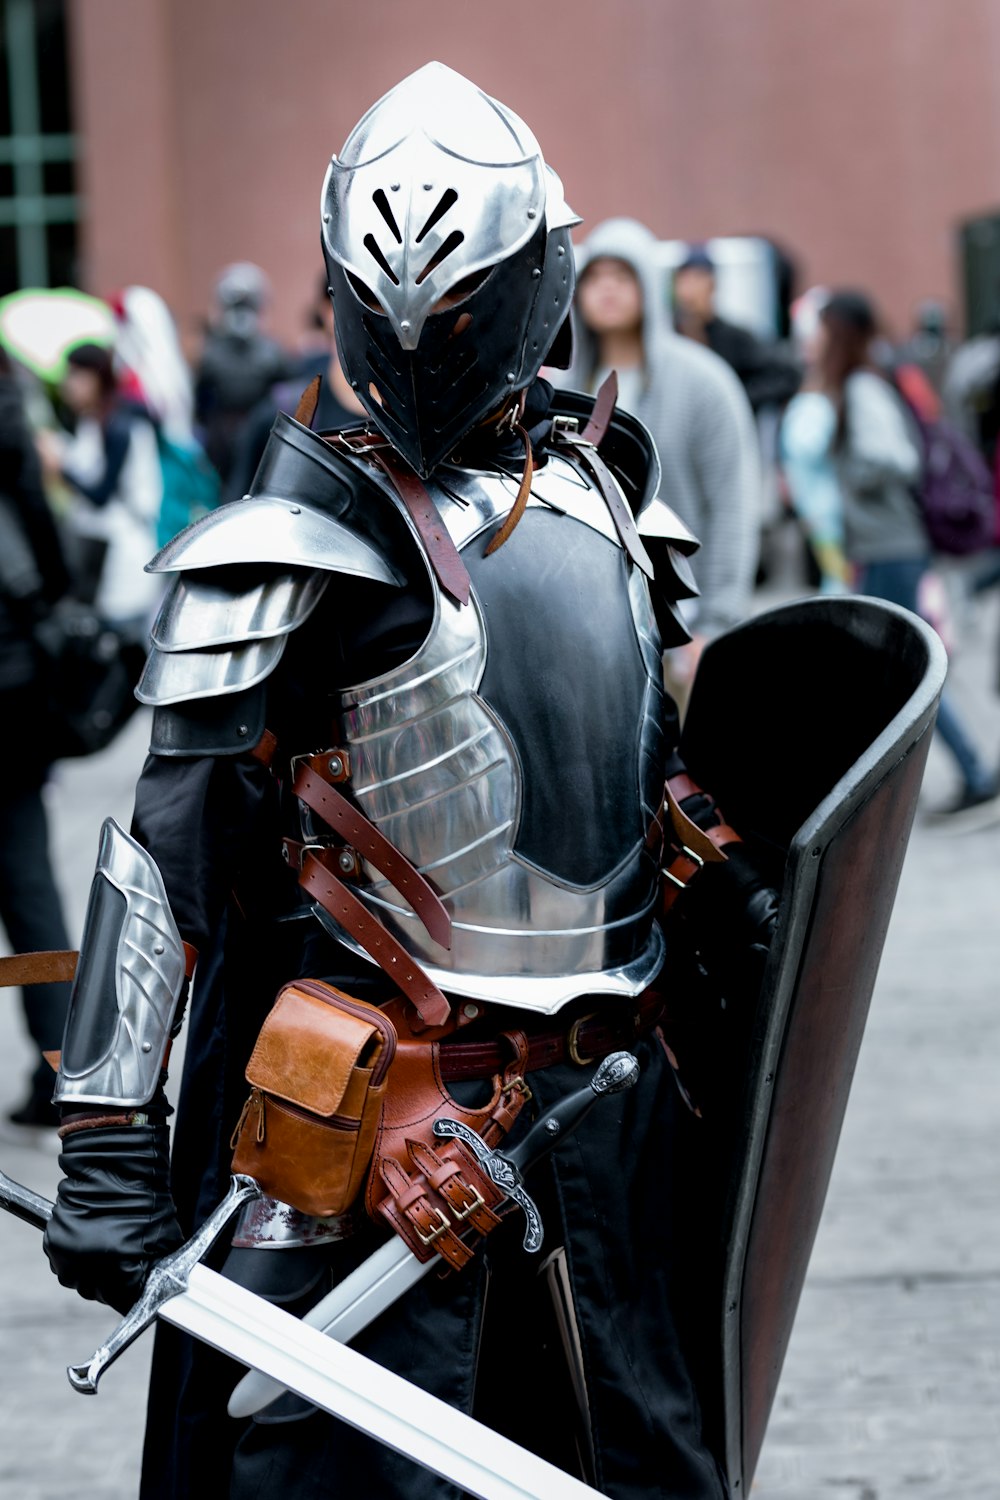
[567,1010,600,1067]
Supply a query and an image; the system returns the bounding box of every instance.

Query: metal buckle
[451,1182,486,1222]
[415,1207,451,1246]
[567,1011,600,1067]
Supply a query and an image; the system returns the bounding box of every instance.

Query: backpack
[892,365,997,556]
[155,431,221,548]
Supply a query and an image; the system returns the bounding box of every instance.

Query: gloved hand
[43,1114,184,1314]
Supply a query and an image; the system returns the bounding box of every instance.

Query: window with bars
[0,0,78,293]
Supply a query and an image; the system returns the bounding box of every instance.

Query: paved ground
[0,581,997,1499]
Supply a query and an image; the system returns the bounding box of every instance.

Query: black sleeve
[130,751,274,952]
[61,411,132,508]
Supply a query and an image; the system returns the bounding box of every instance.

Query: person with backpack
[818,290,999,828]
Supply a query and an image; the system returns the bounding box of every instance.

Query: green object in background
[0,286,114,382]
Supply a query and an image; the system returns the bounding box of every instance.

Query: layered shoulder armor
[549,388,699,644]
[137,414,406,753]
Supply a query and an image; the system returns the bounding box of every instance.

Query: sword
[228,1049,639,1418]
[0,1165,603,1500]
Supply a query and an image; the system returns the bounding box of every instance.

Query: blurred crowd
[2,228,1000,1123]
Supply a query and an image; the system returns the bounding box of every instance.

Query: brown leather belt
[436,991,665,1080]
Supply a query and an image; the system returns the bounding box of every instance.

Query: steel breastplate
[314,452,668,1013]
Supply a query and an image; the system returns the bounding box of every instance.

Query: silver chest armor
[307,452,670,1014]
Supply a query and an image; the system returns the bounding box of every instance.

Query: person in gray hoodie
[561,217,761,687]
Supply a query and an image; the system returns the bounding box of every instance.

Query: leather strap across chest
[292,759,451,951]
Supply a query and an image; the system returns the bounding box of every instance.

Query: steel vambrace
[53,818,188,1109]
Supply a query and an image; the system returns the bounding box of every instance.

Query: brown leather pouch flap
[245,982,392,1117]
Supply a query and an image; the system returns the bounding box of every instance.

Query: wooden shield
[675,595,946,1498]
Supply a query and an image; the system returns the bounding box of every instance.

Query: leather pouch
[230,978,396,1218]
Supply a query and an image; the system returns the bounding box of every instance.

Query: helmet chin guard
[322,62,579,476]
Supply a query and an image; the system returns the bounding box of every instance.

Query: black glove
[43,1117,184,1314]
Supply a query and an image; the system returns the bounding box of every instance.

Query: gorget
[307,449,669,1014]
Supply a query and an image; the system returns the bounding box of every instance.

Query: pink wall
[70,0,1000,346]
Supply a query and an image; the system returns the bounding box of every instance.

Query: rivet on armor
[328,756,343,777]
[527,209,536,219]
[142,1042,153,1054]
[423,182,433,190]
[463,1003,479,1019]
[531,268,542,279]
[390,182,400,191]
[236,724,248,737]
[153,943,165,955]
[545,1118,560,1135]
[323,213,331,223]
[401,320,411,332]
[338,850,356,874]
[505,371,516,382]
[557,245,565,256]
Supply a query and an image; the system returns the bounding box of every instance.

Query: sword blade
[227,1233,428,1418]
[151,1263,600,1500]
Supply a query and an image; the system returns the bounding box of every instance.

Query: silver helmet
[322,62,580,475]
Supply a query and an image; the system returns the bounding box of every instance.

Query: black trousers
[227,1037,727,1500]
[0,783,71,1106]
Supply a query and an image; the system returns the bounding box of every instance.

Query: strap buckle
[415,1207,451,1247]
[451,1181,486,1222]
[567,1011,600,1067]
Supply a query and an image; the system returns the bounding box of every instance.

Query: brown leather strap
[557,438,654,579]
[0,949,78,987]
[251,727,279,768]
[436,992,665,1080]
[369,449,471,607]
[298,850,450,1026]
[294,375,322,428]
[580,369,619,447]
[483,422,533,557]
[665,776,740,858]
[293,762,451,950]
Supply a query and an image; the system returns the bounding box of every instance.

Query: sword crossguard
[432,1118,544,1252]
[66,1174,262,1394]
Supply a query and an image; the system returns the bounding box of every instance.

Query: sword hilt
[66,1174,261,1394]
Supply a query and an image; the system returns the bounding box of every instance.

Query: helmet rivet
[527,209,536,220]
[423,182,433,191]
[327,756,343,777]
[531,268,542,279]
[338,850,356,874]
[153,944,165,956]
[390,182,400,191]
[557,245,565,256]
[505,371,516,382]
[400,319,411,332]
[142,1042,153,1054]
[289,505,301,514]
[323,213,331,223]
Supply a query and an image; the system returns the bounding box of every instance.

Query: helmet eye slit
[415,188,458,245]
[372,189,402,244]
[363,234,399,285]
[415,230,465,286]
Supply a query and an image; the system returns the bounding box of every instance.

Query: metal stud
[142,1042,153,1054]
[327,756,343,778]
[463,1003,479,1020]
[153,944,165,956]
[338,850,356,874]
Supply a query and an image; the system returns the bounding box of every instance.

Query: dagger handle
[506,1050,639,1175]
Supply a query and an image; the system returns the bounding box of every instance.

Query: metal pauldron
[53,819,188,1109]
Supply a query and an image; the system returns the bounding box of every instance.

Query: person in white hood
[562,218,760,683]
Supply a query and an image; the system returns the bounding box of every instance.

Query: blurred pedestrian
[564,217,760,690]
[819,290,999,827]
[780,287,851,592]
[37,342,163,639]
[0,349,74,1126]
[224,274,365,503]
[194,263,289,485]
[673,244,801,413]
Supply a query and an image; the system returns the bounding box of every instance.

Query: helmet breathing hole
[368,382,383,407]
[349,271,386,312]
[363,234,399,285]
[450,312,473,339]
[372,189,402,244]
[415,188,458,245]
[416,230,465,286]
